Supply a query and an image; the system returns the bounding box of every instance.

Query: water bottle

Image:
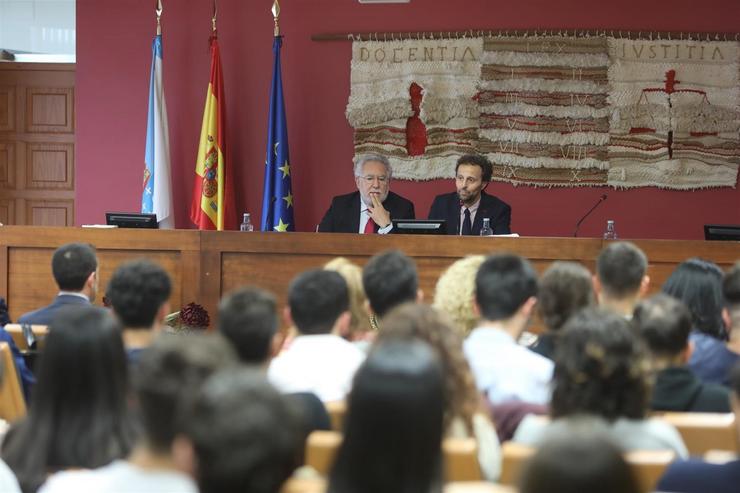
[240,213,254,232]
[479,217,494,236]
[603,220,617,240]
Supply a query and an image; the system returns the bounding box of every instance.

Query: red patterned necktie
[364,216,376,234]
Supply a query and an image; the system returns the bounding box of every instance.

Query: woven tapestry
[347,35,740,189]
[608,38,740,189]
[346,38,482,180]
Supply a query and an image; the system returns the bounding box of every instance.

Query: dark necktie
[462,208,472,236]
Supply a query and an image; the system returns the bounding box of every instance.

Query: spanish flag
[190,34,236,230]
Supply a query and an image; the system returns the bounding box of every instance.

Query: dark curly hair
[551,307,650,422]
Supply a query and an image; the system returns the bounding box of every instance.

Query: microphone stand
[572,194,608,237]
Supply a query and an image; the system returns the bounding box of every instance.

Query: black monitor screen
[704,224,740,241]
[392,219,446,235]
[105,212,159,229]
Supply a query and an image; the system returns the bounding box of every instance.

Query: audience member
[18,243,98,325]
[328,339,445,493]
[513,307,688,457]
[268,270,365,402]
[594,241,649,318]
[530,261,594,360]
[324,257,373,344]
[218,286,331,433]
[0,297,34,400]
[0,355,21,493]
[432,255,485,336]
[723,262,740,377]
[519,418,640,493]
[464,253,552,405]
[106,259,172,358]
[2,306,136,493]
[218,287,279,366]
[176,369,302,493]
[377,303,501,481]
[634,294,730,412]
[662,258,734,385]
[39,333,237,493]
[657,361,740,493]
[362,249,421,329]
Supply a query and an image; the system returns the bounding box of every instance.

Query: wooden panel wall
[0,227,738,325]
[0,64,75,226]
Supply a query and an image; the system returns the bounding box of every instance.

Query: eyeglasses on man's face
[360,175,388,184]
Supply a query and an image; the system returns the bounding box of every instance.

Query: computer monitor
[105,212,159,229]
[391,219,446,235]
[704,224,740,241]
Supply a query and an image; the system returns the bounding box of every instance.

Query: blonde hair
[324,257,373,338]
[433,255,485,336]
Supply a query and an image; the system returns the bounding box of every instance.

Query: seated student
[513,307,688,458]
[0,297,35,401]
[634,293,730,413]
[724,263,740,377]
[377,304,501,481]
[657,361,740,493]
[530,261,595,360]
[268,270,365,402]
[176,369,302,493]
[594,241,649,318]
[328,339,445,493]
[432,255,486,336]
[18,243,98,325]
[39,333,238,493]
[362,249,422,330]
[519,418,640,493]
[2,306,136,493]
[218,287,331,433]
[463,253,553,405]
[324,257,374,345]
[106,259,172,359]
[664,258,738,386]
[0,352,21,493]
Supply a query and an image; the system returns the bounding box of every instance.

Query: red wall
[76,0,740,239]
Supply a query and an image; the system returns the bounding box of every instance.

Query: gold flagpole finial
[155,0,163,35]
[271,0,280,37]
[212,0,217,33]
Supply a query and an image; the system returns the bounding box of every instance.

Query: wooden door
[0,63,75,226]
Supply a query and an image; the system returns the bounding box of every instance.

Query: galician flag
[142,34,174,228]
[191,33,236,230]
[260,36,294,232]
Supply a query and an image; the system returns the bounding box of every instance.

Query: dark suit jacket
[18,294,91,326]
[318,191,415,233]
[427,190,511,235]
[651,366,730,413]
[658,459,740,493]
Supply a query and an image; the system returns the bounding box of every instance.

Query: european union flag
[261,36,294,232]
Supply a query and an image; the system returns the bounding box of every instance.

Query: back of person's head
[329,339,444,493]
[475,253,538,321]
[134,333,237,454]
[596,241,647,299]
[633,293,692,360]
[377,303,479,433]
[288,269,349,335]
[51,242,97,291]
[363,250,419,317]
[179,369,301,493]
[662,257,725,339]
[519,419,639,493]
[433,255,486,335]
[723,262,740,332]
[107,259,172,329]
[2,305,134,492]
[538,261,595,332]
[325,257,373,337]
[552,307,650,421]
[218,287,278,363]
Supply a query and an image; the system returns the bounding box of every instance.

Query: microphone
[572,194,608,237]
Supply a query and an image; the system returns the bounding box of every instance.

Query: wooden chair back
[0,342,27,422]
[445,482,518,493]
[659,412,738,455]
[280,477,327,493]
[4,323,48,351]
[325,400,346,432]
[304,431,482,482]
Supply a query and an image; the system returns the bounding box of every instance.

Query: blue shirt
[688,331,740,386]
[658,458,740,493]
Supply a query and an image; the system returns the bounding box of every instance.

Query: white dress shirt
[359,206,392,234]
[268,334,366,402]
[463,325,554,405]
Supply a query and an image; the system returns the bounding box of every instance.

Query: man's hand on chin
[367,193,391,228]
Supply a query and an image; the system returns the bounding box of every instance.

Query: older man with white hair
[318,154,415,234]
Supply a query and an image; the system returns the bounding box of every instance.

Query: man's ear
[638,275,651,298]
[364,299,375,317]
[520,296,537,319]
[683,340,695,364]
[156,301,171,327]
[472,299,481,318]
[723,308,732,333]
[283,306,294,328]
[592,275,602,297]
[416,289,424,303]
[335,310,351,337]
[171,434,197,478]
